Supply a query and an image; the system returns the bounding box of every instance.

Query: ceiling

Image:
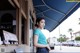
[33,0,80,31]
[0,0,15,11]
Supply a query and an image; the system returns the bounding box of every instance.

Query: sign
[3,30,18,44]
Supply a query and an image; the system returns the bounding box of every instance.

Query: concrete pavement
[50,46,80,53]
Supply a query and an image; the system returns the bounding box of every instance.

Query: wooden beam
[13,0,20,8]
[8,0,15,7]
[21,9,27,19]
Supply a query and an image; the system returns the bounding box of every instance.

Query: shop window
[0,12,16,44]
[21,16,26,44]
[29,12,34,52]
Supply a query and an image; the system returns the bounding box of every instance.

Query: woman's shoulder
[34,28,41,35]
[34,28,40,32]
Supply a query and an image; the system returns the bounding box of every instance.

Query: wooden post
[16,8,22,44]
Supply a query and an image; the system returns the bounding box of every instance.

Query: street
[50,46,80,53]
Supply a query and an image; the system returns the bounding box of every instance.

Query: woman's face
[38,19,45,29]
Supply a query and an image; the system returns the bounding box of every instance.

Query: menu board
[3,30,18,44]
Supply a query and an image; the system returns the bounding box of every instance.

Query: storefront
[0,0,36,52]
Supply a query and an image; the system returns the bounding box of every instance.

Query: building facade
[0,0,36,52]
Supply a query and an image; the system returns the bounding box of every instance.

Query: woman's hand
[46,44,51,51]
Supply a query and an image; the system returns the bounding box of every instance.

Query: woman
[34,18,51,53]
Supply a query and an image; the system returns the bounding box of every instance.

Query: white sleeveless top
[41,29,50,39]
